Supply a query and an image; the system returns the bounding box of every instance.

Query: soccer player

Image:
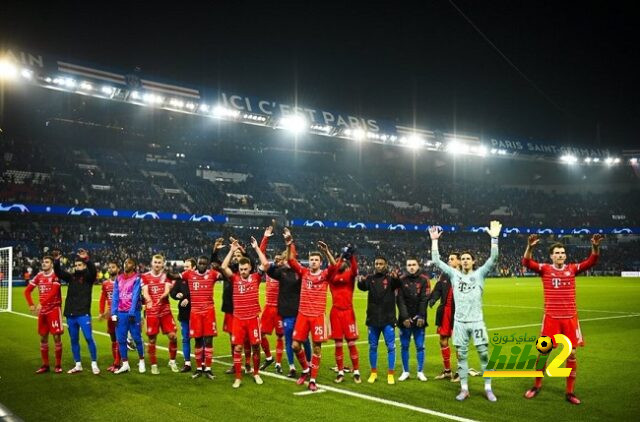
[24,255,63,374]
[98,260,121,372]
[266,249,312,378]
[141,255,179,374]
[522,234,602,405]
[112,257,146,374]
[213,238,254,375]
[221,237,270,388]
[321,243,361,384]
[430,221,502,402]
[169,257,195,372]
[357,256,401,384]
[396,257,430,382]
[52,249,100,375]
[182,255,222,379]
[257,227,285,374]
[286,228,339,391]
[429,251,479,382]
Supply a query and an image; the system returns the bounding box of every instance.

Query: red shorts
[38,308,63,336]
[260,305,283,336]
[231,316,261,346]
[540,314,584,348]
[293,313,329,343]
[437,305,453,337]
[146,313,177,336]
[223,312,234,334]
[190,308,217,338]
[107,318,116,335]
[330,307,358,340]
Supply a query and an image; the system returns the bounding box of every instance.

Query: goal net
[0,247,13,312]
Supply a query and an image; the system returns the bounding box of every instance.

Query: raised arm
[478,220,501,277]
[356,274,370,291]
[51,250,72,282]
[220,241,238,279]
[317,241,337,266]
[575,234,602,274]
[251,236,270,272]
[429,226,457,279]
[521,234,543,273]
[260,226,273,255]
[77,249,96,281]
[285,229,304,276]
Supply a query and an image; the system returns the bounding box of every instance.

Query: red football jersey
[522,254,598,318]
[288,244,338,317]
[265,275,279,307]
[99,279,115,314]
[329,255,358,310]
[140,271,172,317]
[231,273,262,320]
[182,269,220,313]
[25,271,61,314]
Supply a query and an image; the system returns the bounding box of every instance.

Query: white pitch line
[293,389,327,396]
[7,311,639,422]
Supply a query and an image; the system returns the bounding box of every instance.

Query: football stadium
[0,3,638,422]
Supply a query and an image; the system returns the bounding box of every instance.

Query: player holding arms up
[522,234,602,405]
[286,228,339,391]
[24,255,63,374]
[430,221,501,402]
[222,237,270,388]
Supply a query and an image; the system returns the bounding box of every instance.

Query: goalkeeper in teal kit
[429,221,502,402]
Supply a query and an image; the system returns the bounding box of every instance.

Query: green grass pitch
[0,276,639,421]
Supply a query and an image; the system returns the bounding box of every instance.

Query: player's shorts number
[253,329,259,338]
[349,324,356,333]
[474,329,485,342]
[314,326,323,335]
[52,319,59,328]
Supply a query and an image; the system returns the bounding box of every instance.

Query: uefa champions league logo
[189,214,216,222]
[132,211,160,220]
[0,203,30,213]
[303,220,325,228]
[347,222,366,229]
[66,207,99,216]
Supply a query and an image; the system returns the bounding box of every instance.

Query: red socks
[347,341,359,371]
[40,342,49,366]
[310,353,321,380]
[54,341,62,367]
[335,341,344,371]
[204,346,213,368]
[195,347,203,368]
[233,350,242,379]
[261,336,272,358]
[169,339,177,360]
[148,343,157,365]
[111,341,120,366]
[566,357,577,393]
[276,336,284,365]
[252,346,260,375]
[296,348,309,371]
[441,346,451,370]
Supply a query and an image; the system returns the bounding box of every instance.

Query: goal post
[0,247,13,312]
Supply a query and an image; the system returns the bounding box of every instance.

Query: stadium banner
[488,137,615,158]
[469,225,640,235]
[621,272,640,277]
[0,203,227,224]
[290,219,459,232]
[217,91,397,134]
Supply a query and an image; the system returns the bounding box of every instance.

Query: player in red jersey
[182,255,222,380]
[221,237,270,388]
[522,234,602,405]
[141,254,179,375]
[24,255,63,374]
[98,260,121,372]
[285,228,339,391]
[321,242,361,384]
[257,226,285,374]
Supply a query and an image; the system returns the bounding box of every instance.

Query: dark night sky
[1,1,638,148]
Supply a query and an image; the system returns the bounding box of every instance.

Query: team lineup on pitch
[18,222,604,408]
